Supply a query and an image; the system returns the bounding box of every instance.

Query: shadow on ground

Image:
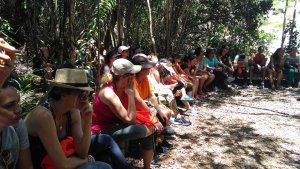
[174,114,300,169]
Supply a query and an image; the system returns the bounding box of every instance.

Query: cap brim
[124,46,130,50]
[48,81,94,91]
[113,53,121,58]
[129,65,142,74]
[142,62,156,69]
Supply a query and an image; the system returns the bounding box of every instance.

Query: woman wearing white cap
[117,46,130,59]
[25,68,112,169]
[92,58,157,169]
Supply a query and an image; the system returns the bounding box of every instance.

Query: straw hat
[48,68,93,91]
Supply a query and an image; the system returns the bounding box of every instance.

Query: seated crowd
[0,38,299,169]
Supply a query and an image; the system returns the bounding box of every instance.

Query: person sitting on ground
[148,56,177,103]
[131,54,172,126]
[159,59,194,114]
[149,57,191,126]
[168,55,194,97]
[284,47,300,88]
[181,55,209,98]
[205,48,229,90]
[195,47,215,92]
[74,85,134,169]
[217,45,235,83]
[92,58,159,169]
[249,46,268,88]
[0,79,34,169]
[0,38,34,169]
[117,46,130,59]
[268,48,284,90]
[233,54,249,87]
[25,68,111,169]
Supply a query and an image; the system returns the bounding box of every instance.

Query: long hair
[272,48,283,63]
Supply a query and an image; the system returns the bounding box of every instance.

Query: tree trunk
[281,0,289,48]
[68,0,76,63]
[117,0,123,45]
[146,0,157,54]
[165,0,173,57]
[288,0,297,49]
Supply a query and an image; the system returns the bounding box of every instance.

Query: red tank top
[253,53,264,65]
[91,84,128,134]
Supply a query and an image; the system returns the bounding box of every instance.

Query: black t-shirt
[220,55,232,67]
[181,63,196,75]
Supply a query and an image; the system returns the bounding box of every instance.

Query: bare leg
[203,74,215,90]
[249,66,254,83]
[269,69,275,89]
[142,150,154,169]
[192,78,199,98]
[198,75,207,94]
[277,71,283,87]
[181,100,191,109]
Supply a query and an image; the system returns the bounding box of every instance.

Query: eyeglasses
[79,91,90,101]
[0,150,13,169]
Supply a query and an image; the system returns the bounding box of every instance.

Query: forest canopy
[0,0,273,62]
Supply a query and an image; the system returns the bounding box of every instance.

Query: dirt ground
[156,87,300,169]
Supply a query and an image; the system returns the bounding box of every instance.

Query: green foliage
[80,0,116,41]
[272,8,284,15]
[286,19,300,51]
[0,17,13,42]
[13,72,42,93]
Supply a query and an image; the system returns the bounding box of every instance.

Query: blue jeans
[90,134,134,169]
[77,161,112,169]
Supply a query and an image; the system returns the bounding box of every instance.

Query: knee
[140,134,155,151]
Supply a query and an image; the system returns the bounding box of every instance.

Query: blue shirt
[205,56,218,67]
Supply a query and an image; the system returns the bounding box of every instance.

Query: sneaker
[161,140,174,149]
[180,95,193,101]
[174,117,192,126]
[242,83,248,88]
[156,144,168,154]
[182,116,192,124]
[151,157,161,167]
[277,85,285,90]
[249,81,253,87]
[258,82,264,89]
[163,126,175,135]
[186,108,193,113]
[227,76,235,83]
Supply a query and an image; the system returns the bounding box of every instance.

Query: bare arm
[26,107,88,169]
[70,108,91,158]
[148,92,168,123]
[18,148,34,169]
[100,82,136,123]
[0,38,16,88]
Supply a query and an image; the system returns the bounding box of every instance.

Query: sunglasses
[79,91,90,101]
[0,150,13,169]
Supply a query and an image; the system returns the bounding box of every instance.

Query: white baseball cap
[118,46,130,53]
[112,58,141,75]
